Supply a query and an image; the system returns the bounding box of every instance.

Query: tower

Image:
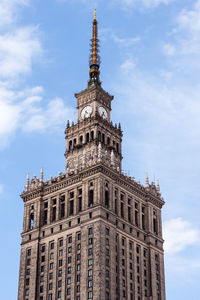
[18,10,166,300]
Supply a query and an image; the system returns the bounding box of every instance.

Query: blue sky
[0,0,200,299]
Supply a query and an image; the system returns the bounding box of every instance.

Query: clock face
[99,106,108,119]
[81,106,92,119]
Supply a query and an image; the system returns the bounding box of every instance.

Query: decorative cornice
[21,163,164,209]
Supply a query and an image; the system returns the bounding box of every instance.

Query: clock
[99,106,108,119]
[81,106,92,119]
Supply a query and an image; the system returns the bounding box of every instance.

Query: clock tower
[18,10,166,300]
[65,10,122,175]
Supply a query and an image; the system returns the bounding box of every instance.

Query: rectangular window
[121,202,124,218]
[69,200,74,215]
[105,190,109,208]
[88,190,94,206]
[88,259,93,266]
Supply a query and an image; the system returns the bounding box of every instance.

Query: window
[88,259,93,266]
[77,254,80,260]
[68,267,71,274]
[58,280,62,287]
[48,294,52,300]
[88,190,94,206]
[27,249,31,256]
[88,280,92,287]
[50,242,54,249]
[106,259,109,266]
[67,288,71,295]
[68,236,72,243]
[41,245,46,252]
[59,259,62,267]
[27,258,31,266]
[59,250,63,256]
[105,228,109,235]
[78,233,81,240]
[50,253,54,259]
[50,263,54,270]
[40,276,44,283]
[106,269,109,277]
[121,202,124,218]
[128,206,131,222]
[88,227,93,235]
[77,243,81,250]
[77,285,80,292]
[49,283,52,290]
[52,206,56,222]
[69,200,74,215]
[29,213,34,229]
[88,291,93,299]
[88,238,93,245]
[106,280,109,288]
[43,209,48,225]
[77,264,81,271]
[67,277,71,285]
[59,239,63,247]
[49,273,53,280]
[25,289,29,296]
[105,190,109,208]
[26,269,30,275]
[40,286,43,293]
[68,247,72,253]
[58,291,62,298]
[26,278,29,285]
[68,256,72,263]
[58,270,62,277]
[105,238,109,245]
[88,269,93,277]
[153,218,158,234]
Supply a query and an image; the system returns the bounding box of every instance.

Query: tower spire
[89,9,101,86]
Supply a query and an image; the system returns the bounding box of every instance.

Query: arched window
[91,131,94,140]
[29,213,34,229]
[86,133,90,143]
[102,133,105,144]
[69,140,72,150]
[79,135,83,143]
[107,137,110,145]
[105,190,109,208]
[88,190,94,207]
[98,131,101,141]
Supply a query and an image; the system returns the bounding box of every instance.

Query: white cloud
[113,0,174,9]
[0,184,3,194]
[0,0,74,149]
[163,218,200,254]
[24,97,75,132]
[164,1,200,57]
[111,34,140,47]
[0,27,42,79]
[0,0,28,27]
[0,86,75,149]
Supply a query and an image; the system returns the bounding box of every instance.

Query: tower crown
[89,9,101,86]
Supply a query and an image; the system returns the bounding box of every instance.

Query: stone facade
[18,12,166,300]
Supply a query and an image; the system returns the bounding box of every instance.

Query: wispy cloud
[164,218,200,254]
[0,26,41,79]
[100,28,140,49]
[112,0,175,9]
[164,0,200,58]
[0,0,28,27]
[0,0,74,149]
